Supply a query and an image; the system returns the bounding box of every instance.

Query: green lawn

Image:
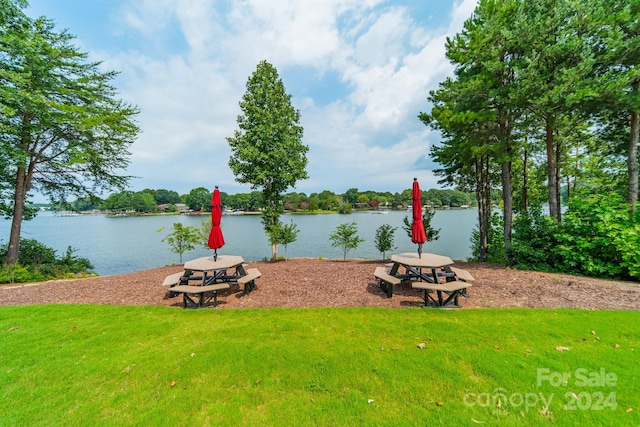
[1,306,638,426]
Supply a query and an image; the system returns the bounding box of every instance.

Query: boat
[54,211,80,217]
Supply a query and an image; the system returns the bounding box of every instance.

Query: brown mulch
[0,258,638,310]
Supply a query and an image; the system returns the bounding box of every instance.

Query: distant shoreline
[55,206,479,218]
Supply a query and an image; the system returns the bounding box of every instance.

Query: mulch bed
[1,258,638,310]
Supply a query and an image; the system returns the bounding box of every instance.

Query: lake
[1,209,478,276]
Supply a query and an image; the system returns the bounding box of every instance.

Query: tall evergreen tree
[513,0,597,221]
[0,1,140,263]
[587,0,640,212]
[227,60,308,259]
[422,0,522,262]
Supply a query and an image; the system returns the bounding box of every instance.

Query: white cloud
[450,0,478,33]
[98,0,477,195]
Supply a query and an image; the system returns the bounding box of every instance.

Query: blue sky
[25,0,478,198]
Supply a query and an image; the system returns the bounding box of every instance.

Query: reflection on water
[0,209,477,276]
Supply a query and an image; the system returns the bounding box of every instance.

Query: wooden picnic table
[375,252,473,307]
[165,255,246,308]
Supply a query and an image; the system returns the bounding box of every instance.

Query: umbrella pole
[214,249,218,261]
[418,244,422,258]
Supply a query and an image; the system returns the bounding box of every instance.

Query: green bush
[0,263,37,283]
[16,239,57,266]
[0,239,95,283]
[510,206,559,272]
[57,246,94,272]
[508,194,640,280]
[555,193,640,280]
[478,195,640,280]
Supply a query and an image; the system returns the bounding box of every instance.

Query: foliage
[401,207,441,243]
[0,263,33,283]
[374,224,397,260]
[470,212,505,264]
[422,0,640,260]
[160,223,201,263]
[185,187,211,212]
[338,202,352,214]
[508,194,640,280]
[148,188,181,205]
[329,222,365,261]
[0,3,140,263]
[510,206,560,271]
[0,238,94,283]
[14,238,57,266]
[554,194,640,279]
[268,220,299,261]
[56,246,94,273]
[198,219,212,249]
[223,191,263,211]
[69,197,99,212]
[100,190,156,213]
[227,60,308,259]
[56,187,476,216]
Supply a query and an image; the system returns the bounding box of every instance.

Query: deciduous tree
[329,222,365,261]
[185,187,211,212]
[160,223,200,264]
[374,224,397,260]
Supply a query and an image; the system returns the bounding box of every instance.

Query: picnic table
[162,255,261,308]
[374,252,474,307]
[184,255,246,284]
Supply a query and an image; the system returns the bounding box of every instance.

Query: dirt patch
[0,258,638,310]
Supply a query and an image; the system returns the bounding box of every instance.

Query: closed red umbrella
[411,178,427,258]
[207,186,225,260]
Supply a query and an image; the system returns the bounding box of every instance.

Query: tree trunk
[501,159,513,265]
[271,243,278,260]
[545,116,559,221]
[6,116,34,264]
[6,166,28,264]
[555,132,562,223]
[522,145,529,213]
[629,105,639,214]
[476,156,491,262]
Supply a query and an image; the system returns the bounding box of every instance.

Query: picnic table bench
[374,266,401,298]
[238,268,261,294]
[412,264,475,307]
[411,280,472,308]
[170,283,231,308]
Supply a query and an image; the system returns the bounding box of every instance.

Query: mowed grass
[1,306,638,426]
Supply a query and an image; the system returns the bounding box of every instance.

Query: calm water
[1,209,478,276]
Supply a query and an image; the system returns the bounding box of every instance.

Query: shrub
[16,239,57,266]
[507,194,640,280]
[0,239,94,283]
[555,193,640,280]
[510,206,559,272]
[0,263,37,283]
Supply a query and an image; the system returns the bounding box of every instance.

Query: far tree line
[53,187,478,214]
